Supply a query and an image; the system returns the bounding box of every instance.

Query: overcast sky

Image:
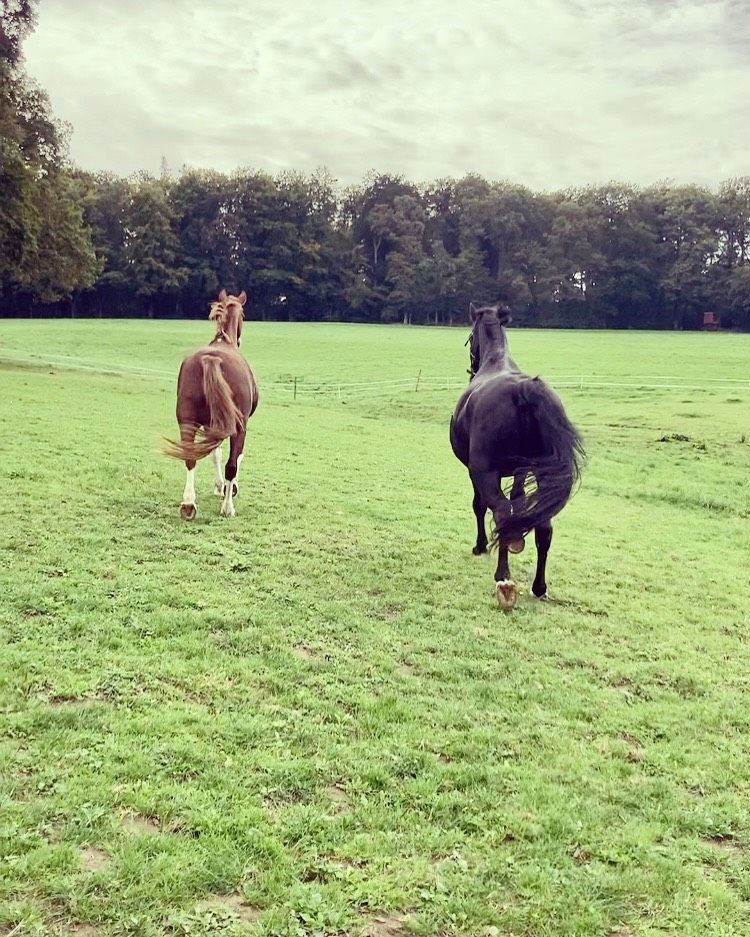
[23,0,749,190]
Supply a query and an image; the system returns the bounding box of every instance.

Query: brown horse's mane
[209,294,245,344]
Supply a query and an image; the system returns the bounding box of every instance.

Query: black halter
[465,328,479,379]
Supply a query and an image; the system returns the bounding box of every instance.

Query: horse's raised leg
[212,442,224,496]
[179,424,198,521]
[507,473,527,554]
[470,470,517,609]
[220,428,245,518]
[531,523,553,599]
[494,541,517,610]
[471,478,488,555]
[228,452,244,498]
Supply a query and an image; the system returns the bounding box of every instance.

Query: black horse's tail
[495,377,585,545]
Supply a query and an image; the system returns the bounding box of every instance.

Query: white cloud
[23,0,749,188]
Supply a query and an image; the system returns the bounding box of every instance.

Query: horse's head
[466,301,512,377]
[209,289,247,346]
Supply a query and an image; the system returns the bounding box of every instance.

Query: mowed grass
[0,320,749,937]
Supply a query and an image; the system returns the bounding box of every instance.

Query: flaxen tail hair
[163,355,245,462]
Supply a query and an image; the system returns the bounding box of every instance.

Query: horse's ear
[237,290,247,306]
[469,302,479,323]
[218,288,228,302]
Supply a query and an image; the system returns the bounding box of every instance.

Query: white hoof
[495,579,518,610]
[220,504,236,518]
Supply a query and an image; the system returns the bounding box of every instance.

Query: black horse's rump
[499,377,585,542]
[450,302,584,604]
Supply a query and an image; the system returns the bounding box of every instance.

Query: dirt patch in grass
[70,925,99,937]
[46,693,98,708]
[361,912,412,936]
[80,846,109,872]
[121,813,160,834]
[293,643,318,659]
[325,783,352,812]
[702,833,743,858]
[328,854,365,870]
[166,816,201,837]
[621,733,645,763]
[198,894,262,923]
[604,676,646,697]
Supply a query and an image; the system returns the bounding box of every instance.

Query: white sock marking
[182,467,196,507]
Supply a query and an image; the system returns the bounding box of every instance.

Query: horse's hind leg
[471,478,489,555]
[179,424,198,521]
[230,451,245,498]
[212,443,224,496]
[470,470,517,609]
[531,523,553,599]
[494,541,517,610]
[507,473,527,554]
[220,428,245,518]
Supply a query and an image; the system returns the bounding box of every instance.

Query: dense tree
[1,8,747,328]
[646,184,720,330]
[170,168,231,311]
[1,0,98,309]
[16,171,99,303]
[120,176,187,316]
[1,14,748,332]
[715,178,750,328]
[0,0,36,68]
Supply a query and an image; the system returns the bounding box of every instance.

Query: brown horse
[164,289,259,519]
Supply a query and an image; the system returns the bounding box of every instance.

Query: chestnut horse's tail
[494,377,585,545]
[163,355,246,462]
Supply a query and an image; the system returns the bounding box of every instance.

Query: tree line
[3,5,750,329]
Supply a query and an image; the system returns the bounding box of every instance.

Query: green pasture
[0,320,749,936]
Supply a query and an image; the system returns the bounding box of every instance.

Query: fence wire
[1,347,749,399]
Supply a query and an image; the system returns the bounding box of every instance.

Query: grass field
[1,320,749,937]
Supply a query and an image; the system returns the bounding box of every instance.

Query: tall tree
[171,168,232,313]
[122,176,187,316]
[1,0,98,309]
[647,183,720,329]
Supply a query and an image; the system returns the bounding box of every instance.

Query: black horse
[450,303,584,608]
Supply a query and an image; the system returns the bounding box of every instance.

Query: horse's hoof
[220,505,236,519]
[507,539,525,554]
[495,579,518,610]
[472,544,488,555]
[214,483,224,497]
[180,503,197,521]
[530,588,548,601]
